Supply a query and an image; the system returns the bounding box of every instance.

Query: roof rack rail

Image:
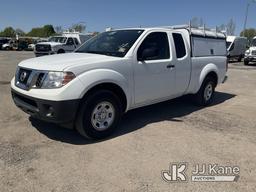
[160,21,226,39]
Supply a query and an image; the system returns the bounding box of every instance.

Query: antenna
[189,21,192,35]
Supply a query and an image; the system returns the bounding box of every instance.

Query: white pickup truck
[244,36,256,65]
[11,26,227,139]
[34,32,94,57]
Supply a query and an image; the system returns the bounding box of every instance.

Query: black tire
[238,55,242,62]
[194,77,216,106]
[57,49,65,54]
[76,90,123,139]
[244,60,249,65]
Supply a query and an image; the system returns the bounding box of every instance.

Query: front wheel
[194,77,216,106]
[238,55,242,62]
[76,90,122,139]
[244,60,249,65]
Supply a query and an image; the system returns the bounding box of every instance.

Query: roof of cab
[113,26,226,39]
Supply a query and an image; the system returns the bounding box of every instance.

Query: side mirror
[140,48,159,61]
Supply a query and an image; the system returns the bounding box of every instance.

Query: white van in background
[226,36,247,62]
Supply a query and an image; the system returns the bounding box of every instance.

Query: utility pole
[243,3,250,37]
[243,0,256,37]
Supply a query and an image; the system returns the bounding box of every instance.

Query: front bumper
[34,51,55,57]
[244,56,256,62]
[11,89,80,124]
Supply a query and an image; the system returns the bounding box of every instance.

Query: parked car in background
[2,39,16,50]
[0,38,10,50]
[34,31,94,57]
[27,39,47,51]
[11,26,228,139]
[244,37,256,65]
[16,40,29,51]
[226,36,247,62]
[27,43,35,51]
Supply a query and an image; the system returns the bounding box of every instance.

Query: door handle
[166,64,175,69]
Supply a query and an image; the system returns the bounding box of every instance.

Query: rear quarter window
[172,33,186,58]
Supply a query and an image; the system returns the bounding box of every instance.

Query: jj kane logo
[162,163,240,183]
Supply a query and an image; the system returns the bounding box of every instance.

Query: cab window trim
[137,31,171,61]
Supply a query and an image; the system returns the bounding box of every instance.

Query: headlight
[245,50,250,55]
[41,71,76,89]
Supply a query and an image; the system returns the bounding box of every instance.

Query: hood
[18,53,122,72]
[37,41,64,46]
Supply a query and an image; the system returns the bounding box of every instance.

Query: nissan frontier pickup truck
[11,26,228,139]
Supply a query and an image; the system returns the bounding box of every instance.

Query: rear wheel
[76,90,122,139]
[238,55,242,62]
[194,77,216,106]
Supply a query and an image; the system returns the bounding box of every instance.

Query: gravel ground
[0,51,256,192]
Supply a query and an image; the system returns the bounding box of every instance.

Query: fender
[77,69,131,110]
[197,63,219,92]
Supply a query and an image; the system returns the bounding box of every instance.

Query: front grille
[251,51,256,56]
[17,68,32,85]
[15,68,46,90]
[35,44,51,52]
[35,73,45,88]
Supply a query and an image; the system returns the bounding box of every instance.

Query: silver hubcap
[91,102,115,131]
[204,83,213,101]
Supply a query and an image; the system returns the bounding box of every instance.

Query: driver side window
[137,32,170,61]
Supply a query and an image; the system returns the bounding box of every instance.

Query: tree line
[0,23,87,38]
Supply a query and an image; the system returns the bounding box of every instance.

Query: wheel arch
[198,64,219,92]
[78,69,130,112]
[81,82,128,112]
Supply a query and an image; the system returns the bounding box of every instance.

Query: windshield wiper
[76,50,123,57]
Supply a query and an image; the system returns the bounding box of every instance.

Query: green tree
[0,27,16,37]
[43,25,55,37]
[27,25,55,37]
[240,28,256,42]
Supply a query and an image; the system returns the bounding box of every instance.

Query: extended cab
[244,36,256,65]
[11,26,228,139]
[34,31,94,57]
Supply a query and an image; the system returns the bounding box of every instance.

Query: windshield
[48,37,67,43]
[226,41,232,48]
[251,39,256,46]
[76,30,144,57]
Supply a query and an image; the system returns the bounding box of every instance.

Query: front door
[133,31,176,105]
